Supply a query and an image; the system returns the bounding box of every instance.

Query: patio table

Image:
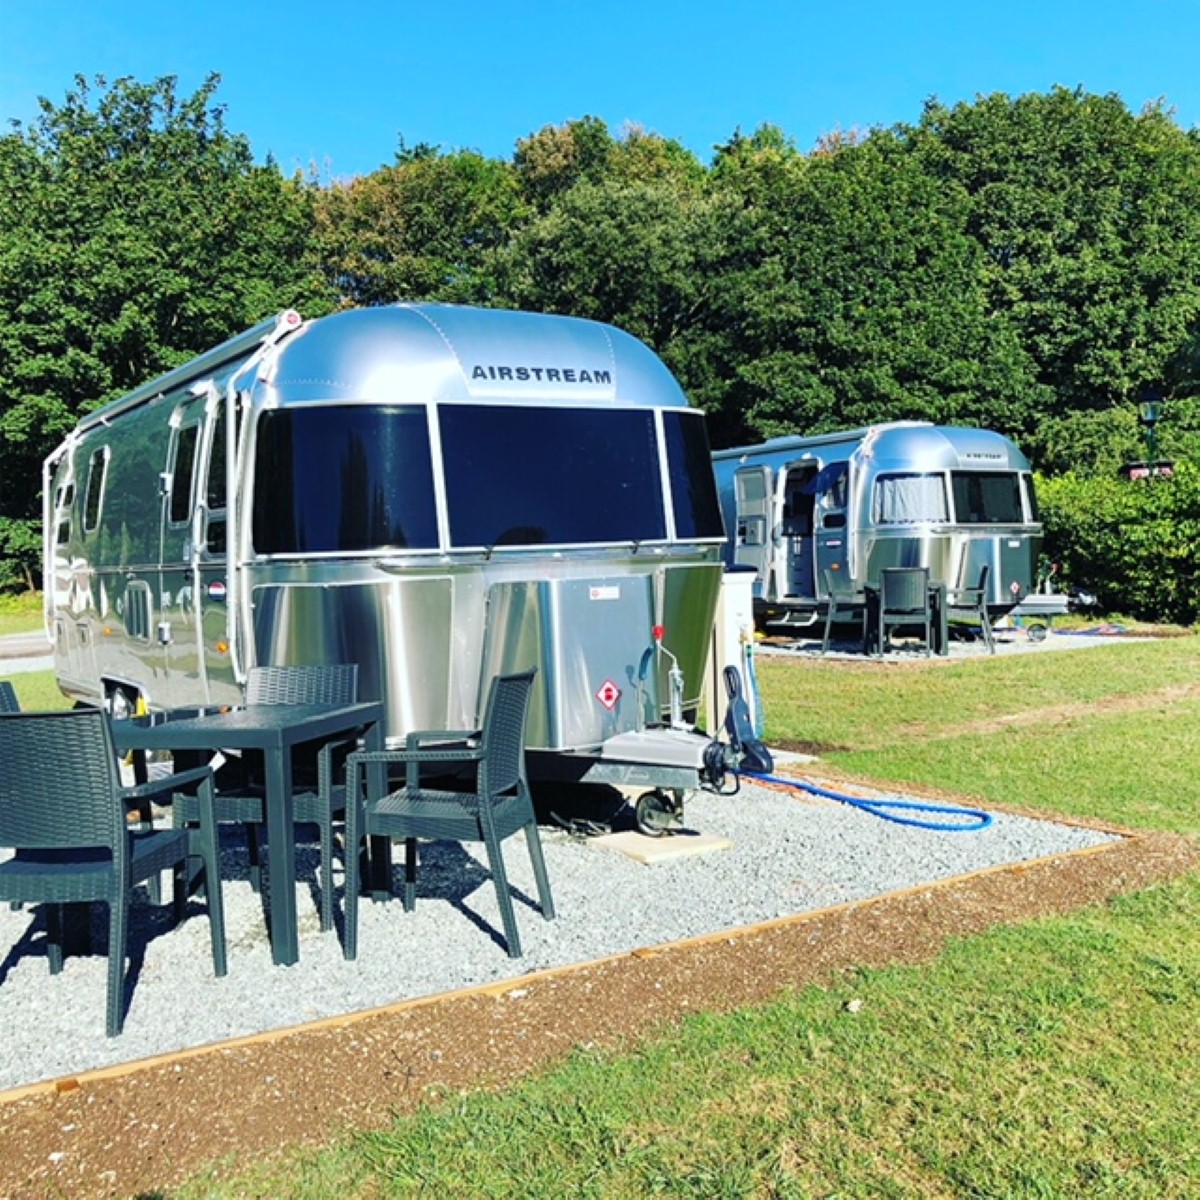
[111,700,384,966]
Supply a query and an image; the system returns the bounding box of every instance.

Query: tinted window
[663,411,724,539]
[83,448,108,533]
[440,405,666,547]
[170,424,199,525]
[253,406,437,554]
[207,405,227,509]
[55,482,74,546]
[951,472,1024,524]
[1023,474,1040,522]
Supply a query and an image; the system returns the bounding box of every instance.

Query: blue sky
[2,1,1198,180]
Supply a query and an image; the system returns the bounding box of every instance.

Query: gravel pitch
[0,774,1114,1093]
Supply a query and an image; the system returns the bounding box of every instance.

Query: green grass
[757,637,1200,835]
[0,671,71,711]
[184,876,1200,1199]
[170,631,1200,1198]
[0,591,43,637]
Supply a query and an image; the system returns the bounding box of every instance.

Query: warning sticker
[595,680,621,710]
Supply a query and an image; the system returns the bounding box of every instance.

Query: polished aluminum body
[712,421,1042,625]
[43,305,726,760]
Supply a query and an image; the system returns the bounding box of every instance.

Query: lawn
[170,634,1200,1198]
[0,591,42,638]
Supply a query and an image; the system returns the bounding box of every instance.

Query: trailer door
[159,401,208,704]
[732,466,773,596]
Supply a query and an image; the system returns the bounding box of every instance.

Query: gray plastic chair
[818,569,868,654]
[173,663,359,932]
[946,564,995,653]
[0,708,226,1036]
[342,667,554,960]
[876,567,932,657]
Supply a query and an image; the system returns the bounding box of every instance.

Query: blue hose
[744,771,994,832]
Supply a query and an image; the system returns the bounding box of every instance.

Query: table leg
[263,744,300,966]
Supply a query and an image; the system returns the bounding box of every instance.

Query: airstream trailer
[711,422,1042,628]
[43,304,738,828]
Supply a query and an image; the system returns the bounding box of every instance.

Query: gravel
[0,771,1115,1093]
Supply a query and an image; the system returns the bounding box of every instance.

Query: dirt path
[849,680,1200,750]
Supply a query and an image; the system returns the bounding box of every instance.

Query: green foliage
[313,148,524,305]
[0,519,39,592]
[910,88,1200,428]
[0,73,334,589]
[1038,463,1200,622]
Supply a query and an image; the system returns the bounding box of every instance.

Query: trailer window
[1023,473,1040,522]
[252,405,437,554]
[55,482,74,546]
[83,447,108,534]
[441,405,666,547]
[204,406,227,555]
[169,424,199,525]
[663,411,724,539]
[951,472,1024,524]
[872,473,949,524]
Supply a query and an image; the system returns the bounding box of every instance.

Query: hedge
[1037,462,1200,624]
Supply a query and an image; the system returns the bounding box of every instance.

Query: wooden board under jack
[589,830,734,865]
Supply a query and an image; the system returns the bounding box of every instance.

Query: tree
[705,129,1045,445]
[312,148,523,306]
[908,88,1200,463]
[0,73,329,589]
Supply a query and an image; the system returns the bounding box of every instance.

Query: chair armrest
[120,763,215,806]
[405,727,480,750]
[345,744,485,797]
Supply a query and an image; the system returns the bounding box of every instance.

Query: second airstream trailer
[44,304,741,828]
[712,422,1042,628]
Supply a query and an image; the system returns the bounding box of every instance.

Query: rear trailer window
[872,473,949,524]
[951,472,1024,524]
[663,410,724,539]
[253,406,437,553]
[440,405,666,547]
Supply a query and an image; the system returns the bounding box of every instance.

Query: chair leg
[106,896,127,1038]
[343,824,361,962]
[46,904,65,974]
[247,824,264,893]
[524,821,556,921]
[198,838,228,980]
[318,815,334,933]
[820,608,834,654]
[981,610,995,654]
[403,838,418,911]
[480,823,522,958]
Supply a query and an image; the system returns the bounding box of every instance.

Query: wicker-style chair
[0,681,18,713]
[0,708,226,1036]
[817,568,868,654]
[173,663,359,932]
[946,564,995,654]
[342,667,554,959]
[876,567,933,657]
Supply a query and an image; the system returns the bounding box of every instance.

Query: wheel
[635,789,682,837]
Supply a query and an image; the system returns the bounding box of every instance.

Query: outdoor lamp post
[1138,394,1162,467]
